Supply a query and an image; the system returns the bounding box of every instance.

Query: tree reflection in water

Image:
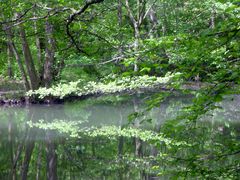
[0,95,239,179]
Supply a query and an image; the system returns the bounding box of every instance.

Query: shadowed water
[0,94,239,179]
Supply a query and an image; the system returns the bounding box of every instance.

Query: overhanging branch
[66,0,104,54]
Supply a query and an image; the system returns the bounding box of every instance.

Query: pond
[0,94,239,179]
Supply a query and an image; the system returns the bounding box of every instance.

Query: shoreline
[0,81,206,106]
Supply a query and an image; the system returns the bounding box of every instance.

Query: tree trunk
[7,44,14,78]
[133,24,140,72]
[125,0,148,72]
[162,2,167,36]
[118,0,123,29]
[210,6,216,29]
[3,25,30,90]
[43,20,55,88]
[118,0,123,53]
[33,11,44,78]
[18,17,40,90]
[148,7,158,38]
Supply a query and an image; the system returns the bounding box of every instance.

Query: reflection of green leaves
[27,119,86,138]
[85,126,189,147]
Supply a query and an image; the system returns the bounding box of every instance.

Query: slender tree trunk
[116,0,127,71]
[117,0,123,57]
[34,18,42,64]
[133,24,140,72]
[162,2,167,36]
[125,0,140,72]
[10,42,31,90]
[134,0,145,72]
[43,19,55,88]
[148,7,158,38]
[118,0,123,31]
[175,2,180,34]
[7,44,14,78]
[18,17,40,90]
[3,25,30,90]
[125,0,148,72]
[33,11,43,78]
[210,6,216,29]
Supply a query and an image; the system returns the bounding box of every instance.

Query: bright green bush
[27,73,181,99]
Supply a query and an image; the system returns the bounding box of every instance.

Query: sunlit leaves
[27,73,179,99]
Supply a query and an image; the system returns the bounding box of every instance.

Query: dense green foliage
[26,73,179,99]
[0,0,240,179]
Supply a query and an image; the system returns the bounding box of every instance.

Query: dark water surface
[0,94,239,179]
